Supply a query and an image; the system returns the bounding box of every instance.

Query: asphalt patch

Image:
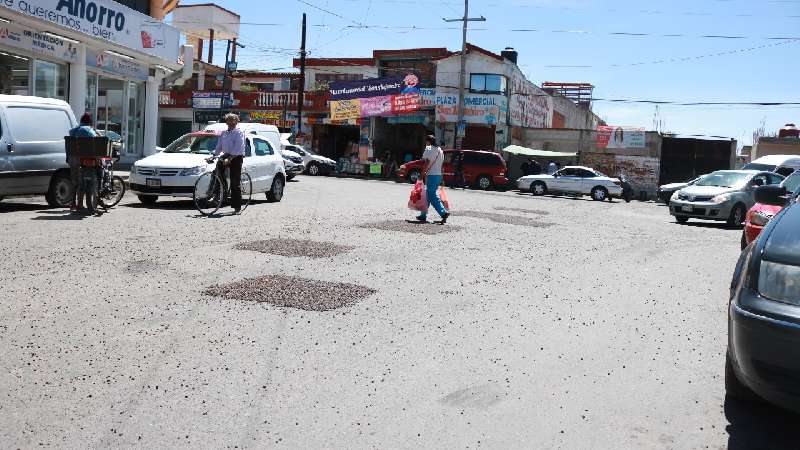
[204,275,376,311]
[494,206,550,216]
[457,210,553,228]
[360,220,462,235]
[234,239,354,259]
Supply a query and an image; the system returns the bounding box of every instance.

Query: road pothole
[494,206,550,215]
[360,220,462,235]
[234,239,354,259]
[457,210,553,227]
[203,275,376,311]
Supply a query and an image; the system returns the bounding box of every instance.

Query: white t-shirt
[422,145,444,176]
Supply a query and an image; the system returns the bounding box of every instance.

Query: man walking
[208,113,245,214]
[416,135,449,224]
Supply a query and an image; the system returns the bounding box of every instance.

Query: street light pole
[218,38,245,122]
[444,1,485,149]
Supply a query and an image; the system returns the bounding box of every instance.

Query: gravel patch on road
[360,220,462,235]
[203,275,376,311]
[493,206,550,215]
[234,239,354,259]
[457,210,553,227]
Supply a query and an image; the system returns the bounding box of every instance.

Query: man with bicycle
[207,113,245,214]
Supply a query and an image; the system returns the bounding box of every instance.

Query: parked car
[726,182,800,414]
[517,166,624,201]
[741,171,800,249]
[741,154,800,177]
[283,143,335,176]
[281,149,305,181]
[396,149,509,190]
[0,95,78,207]
[129,130,286,205]
[657,175,704,204]
[669,170,783,227]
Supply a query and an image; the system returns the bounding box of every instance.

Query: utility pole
[296,13,307,144]
[444,1,485,149]
[218,38,245,122]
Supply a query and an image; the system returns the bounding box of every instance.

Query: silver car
[669,170,784,226]
[517,165,624,201]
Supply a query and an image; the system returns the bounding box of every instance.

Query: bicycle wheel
[193,172,224,216]
[99,175,126,208]
[239,172,252,212]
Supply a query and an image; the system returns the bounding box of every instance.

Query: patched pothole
[234,239,354,259]
[360,220,462,235]
[457,210,553,228]
[203,275,376,311]
[493,206,550,216]
[124,259,164,274]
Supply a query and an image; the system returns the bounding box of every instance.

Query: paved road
[1,176,798,449]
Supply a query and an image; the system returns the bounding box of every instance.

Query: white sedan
[129,131,286,206]
[517,166,623,201]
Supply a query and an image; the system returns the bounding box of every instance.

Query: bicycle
[192,155,252,216]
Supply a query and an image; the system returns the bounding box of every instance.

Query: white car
[129,130,287,205]
[517,165,623,201]
[283,143,336,176]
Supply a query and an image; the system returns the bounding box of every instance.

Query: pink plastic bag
[438,185,451,210]
[408,180,428,211]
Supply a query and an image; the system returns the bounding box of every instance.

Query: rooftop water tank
[779,123,799,138]
[501,47,518,64]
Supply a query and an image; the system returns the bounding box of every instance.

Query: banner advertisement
[192,92,233,109]
[391,94,421,114]
[330,99,362,121]
[2,0,181,61]
[330,77,403,101]
[360,95,392,117]
[87,48,148,80]
[0,21,80,63]
[596,126,646,149]
[329,75,421,119]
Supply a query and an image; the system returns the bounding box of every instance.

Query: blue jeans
[419,175,447,219]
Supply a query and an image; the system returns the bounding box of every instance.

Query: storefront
[0,0,186,163]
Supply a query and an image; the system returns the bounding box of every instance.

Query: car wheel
[137,195,158,206]
[45,171,74,207]
[530,181,547,196]
[307,162,320,176]
[740,231,748,250]
[408,169,421,184]
[676,216,689,224]
[287,173,295,181]
[725,351,760,402]
[727,203,747,228]
[590,186,608,201]
[267,175,285,202]
[476,175,492,190]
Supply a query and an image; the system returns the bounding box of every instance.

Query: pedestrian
[453,152,466,189]
[530,158,542,175]
[68,113,98,212]
[416,135,450,224]
[207,113,245,214]
[547,160,558,175]
[520,158,531,177]
[384,151,398,179]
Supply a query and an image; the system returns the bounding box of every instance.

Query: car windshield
[695,172,751,189]
[593,169,607,177]
[163,134,218,154]
[783,172,800,194]
[741,162,776,172]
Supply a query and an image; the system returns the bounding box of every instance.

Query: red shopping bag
[438,185,451,210]
[408,180,428,211]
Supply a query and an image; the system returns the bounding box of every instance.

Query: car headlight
[749,211,773,227]
[759,260,800,305]
[671,191,680,201]
[179,165,206,176]
[711,193,732,204]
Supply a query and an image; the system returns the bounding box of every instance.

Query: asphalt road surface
[1,176,798,449]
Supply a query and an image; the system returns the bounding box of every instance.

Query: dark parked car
[727,182,800,413]
[396,149,509,190]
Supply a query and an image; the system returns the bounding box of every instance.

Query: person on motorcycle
[68,113,97,212]
[206,113,245,214]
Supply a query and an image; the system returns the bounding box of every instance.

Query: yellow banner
[330,99,362,121]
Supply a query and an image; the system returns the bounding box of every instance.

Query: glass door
[97,77,125,152]
[85,73,98,122]
[126,81,144,158]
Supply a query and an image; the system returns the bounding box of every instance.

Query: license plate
[681,205,693,212]
[146,178,161,188]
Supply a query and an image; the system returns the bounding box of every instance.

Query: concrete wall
[753,138,800,158]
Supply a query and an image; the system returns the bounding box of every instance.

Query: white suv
[130,130,286,205]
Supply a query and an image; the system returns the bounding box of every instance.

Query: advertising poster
[330,99,362,121]
[596,126,646,149]
[329,75,421,119]
[360,96,393,117]
[391,94,421,114]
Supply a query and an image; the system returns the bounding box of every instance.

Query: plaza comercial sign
[1,0,180,61]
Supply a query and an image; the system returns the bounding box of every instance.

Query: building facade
[0,0,186,163]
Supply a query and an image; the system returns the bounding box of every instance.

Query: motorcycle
[79,148,125,213]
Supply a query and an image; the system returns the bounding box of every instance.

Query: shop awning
[502,145,576,158]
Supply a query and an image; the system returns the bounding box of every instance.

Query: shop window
[469,74,506,95]
[6,107,72,142]
[0,51,31,96]
[34,60,68,100]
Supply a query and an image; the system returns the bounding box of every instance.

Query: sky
[180,0,800,146]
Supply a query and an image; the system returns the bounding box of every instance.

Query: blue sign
[330,77,403,101]
[226,61,238,72]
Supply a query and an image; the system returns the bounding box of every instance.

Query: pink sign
[360,96,393,117]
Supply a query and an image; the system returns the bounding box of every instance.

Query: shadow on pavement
[0,202,54,212]
[123,200,196,210]
[725,396,800,450]
[680,221,741,231]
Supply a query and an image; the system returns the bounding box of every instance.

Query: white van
[742,155,800,177]
[0,95,77,206]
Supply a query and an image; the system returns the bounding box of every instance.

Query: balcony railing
[159,89,330,111]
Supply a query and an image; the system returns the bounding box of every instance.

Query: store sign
[0,21,79,62]
[1,0,181,61]
[330,77,403,101]
[329,75,421,119]
[330,99,361,121]
[87,48,147,80]
[249,111,294,127]
[192,92,233,109]
[434,94,507,125]
[596,125,646,149]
